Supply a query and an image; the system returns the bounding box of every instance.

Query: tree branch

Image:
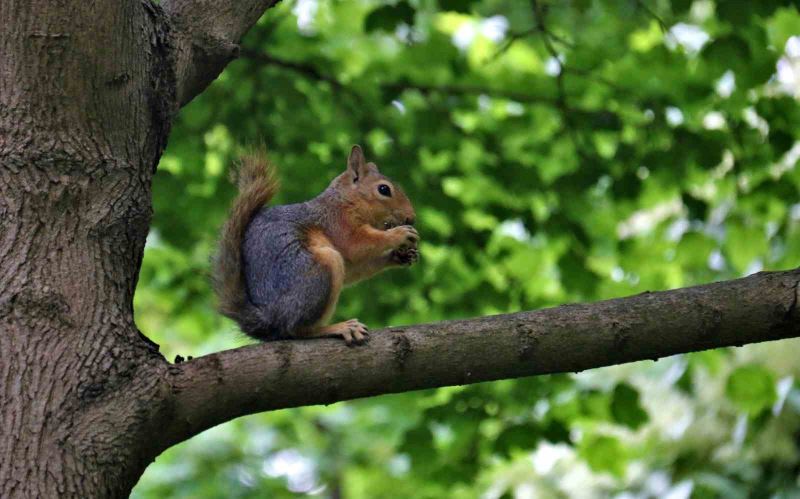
[240,48,344,88]
[240,48,559,104]
[163,269,800,446]
[531,0,593,162]
[161,0,281,107]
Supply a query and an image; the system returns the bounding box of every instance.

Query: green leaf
[494,424,540,457]
[579,434,628,476]
[399,425,438,472]
[724,221,768,273]
[437,0,476,14]
[610,383,649,430]
[726,365,777,416]
[364,2,415,33]
[541,419,571,444]
[767,6,800,51]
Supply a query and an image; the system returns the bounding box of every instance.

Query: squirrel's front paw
[391,246,419,266]
[388,225,419,249]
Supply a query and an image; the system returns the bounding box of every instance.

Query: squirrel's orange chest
[305,229,345,321]
[323,225,388,285]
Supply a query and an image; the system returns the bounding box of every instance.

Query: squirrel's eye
[378,184,392,197]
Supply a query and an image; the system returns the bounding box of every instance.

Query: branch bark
[164,268,800,446]
[162,0,281,106]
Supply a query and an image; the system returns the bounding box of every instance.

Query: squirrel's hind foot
[308,319,369,346]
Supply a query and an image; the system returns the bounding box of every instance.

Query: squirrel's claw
[341,319,369,346]
[388,225,419,248]
[402,226,419,245]
[391,247,419,266]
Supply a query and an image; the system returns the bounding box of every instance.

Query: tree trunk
[0,0,176,495]
[0,1,798,498]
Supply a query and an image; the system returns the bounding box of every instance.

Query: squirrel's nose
[405,217,415,226]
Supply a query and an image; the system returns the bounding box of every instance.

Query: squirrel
[213,145,419,345]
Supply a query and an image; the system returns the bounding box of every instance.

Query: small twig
[634,0,679,47]
[562,66,625,93]
[539,25,574,49]
[635,0,669,34]
[240,48,343,88]
[531,0,592,161]
[487,15,572,63]
[241,49,559,104]
[382,81,557,104]
[489,27,537,60]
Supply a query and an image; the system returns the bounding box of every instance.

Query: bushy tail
[213,151,279,332]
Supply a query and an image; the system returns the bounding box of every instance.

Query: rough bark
[162,0,281,106]
[0,0,275,496]
[0,0,175,496]
[0,0,798,498]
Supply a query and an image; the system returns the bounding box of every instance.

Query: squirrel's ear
[347,145,367,182]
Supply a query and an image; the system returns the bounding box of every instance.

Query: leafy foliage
[133,0,800,496]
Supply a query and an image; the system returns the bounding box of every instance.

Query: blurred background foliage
[133,0,800,497]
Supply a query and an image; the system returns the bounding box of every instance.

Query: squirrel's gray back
[240,200,333,338]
